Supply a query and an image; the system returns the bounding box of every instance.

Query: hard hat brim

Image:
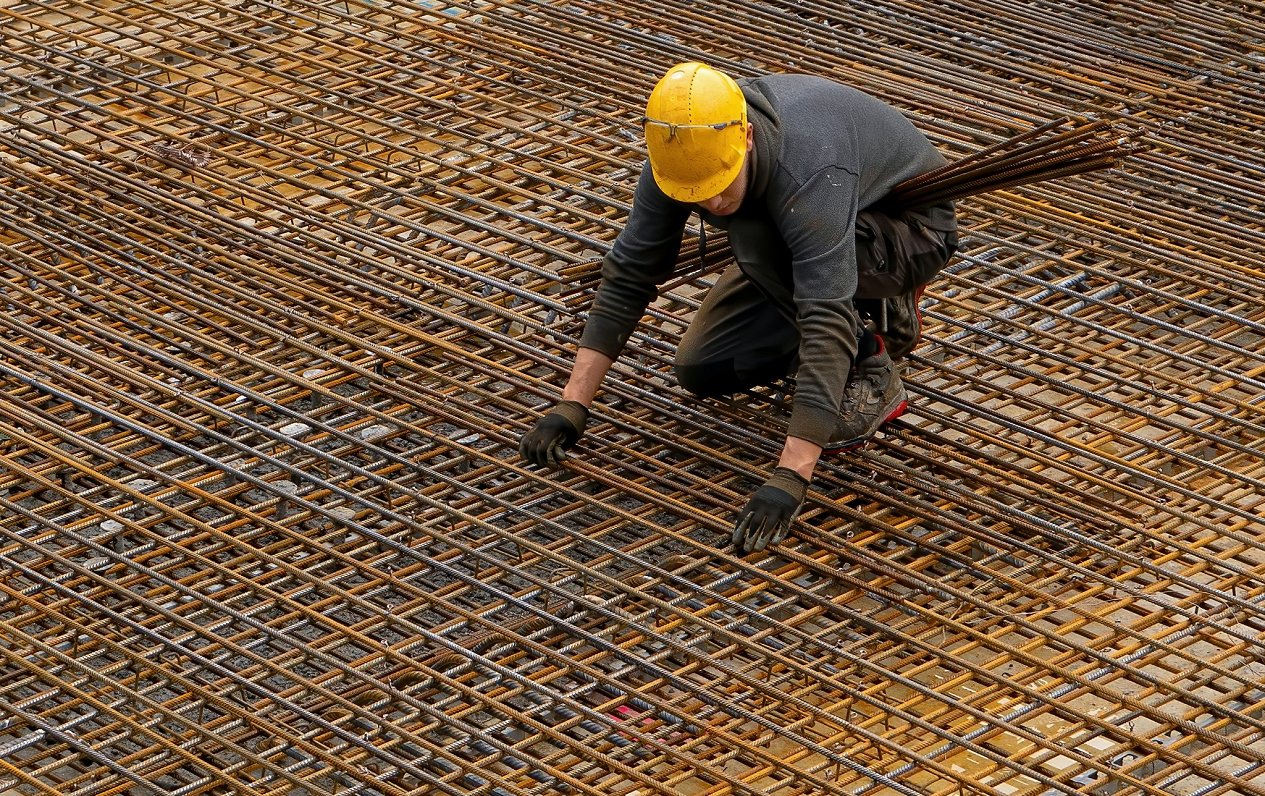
[646,123,747,203]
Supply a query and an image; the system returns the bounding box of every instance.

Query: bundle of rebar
[883,117,1146,209]
[0,1,1263,796]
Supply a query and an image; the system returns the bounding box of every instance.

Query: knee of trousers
[673,359,738,399]
[674,353,796,399]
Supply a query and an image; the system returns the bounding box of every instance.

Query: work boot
[880,285,925,362]
[823,347,908,453]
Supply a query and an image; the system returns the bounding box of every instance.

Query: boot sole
[821,398,909,454]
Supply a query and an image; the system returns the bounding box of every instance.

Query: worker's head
[643,62,752,210]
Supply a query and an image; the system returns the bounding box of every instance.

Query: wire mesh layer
[0,1,1263,795]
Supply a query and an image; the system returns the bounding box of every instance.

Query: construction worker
[519,62,958,554]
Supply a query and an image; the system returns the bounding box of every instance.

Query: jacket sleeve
[775,166,864,446]
[579,165,691,359]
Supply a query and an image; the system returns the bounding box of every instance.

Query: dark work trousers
[674,209,957,399]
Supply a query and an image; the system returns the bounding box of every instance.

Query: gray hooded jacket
[579,74,957,445]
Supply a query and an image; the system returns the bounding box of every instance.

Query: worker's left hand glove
[732,467,809,553]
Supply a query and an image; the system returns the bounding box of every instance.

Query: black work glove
[519,400,589,467]
[732,467,809,553]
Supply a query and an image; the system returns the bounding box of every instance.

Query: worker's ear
[745,123,754,151]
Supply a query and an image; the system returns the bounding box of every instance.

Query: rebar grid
[0,1,1262,795]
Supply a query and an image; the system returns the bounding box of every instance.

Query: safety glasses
[641,117,744,139]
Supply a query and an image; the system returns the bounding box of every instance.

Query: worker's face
[697,123,755,217]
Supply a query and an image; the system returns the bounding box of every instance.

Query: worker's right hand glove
[519,400,589,467]
[731,467,809,553]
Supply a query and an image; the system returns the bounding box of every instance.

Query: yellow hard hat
[643,62,747,203]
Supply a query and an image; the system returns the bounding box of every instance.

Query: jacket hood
[740,78,780,199]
